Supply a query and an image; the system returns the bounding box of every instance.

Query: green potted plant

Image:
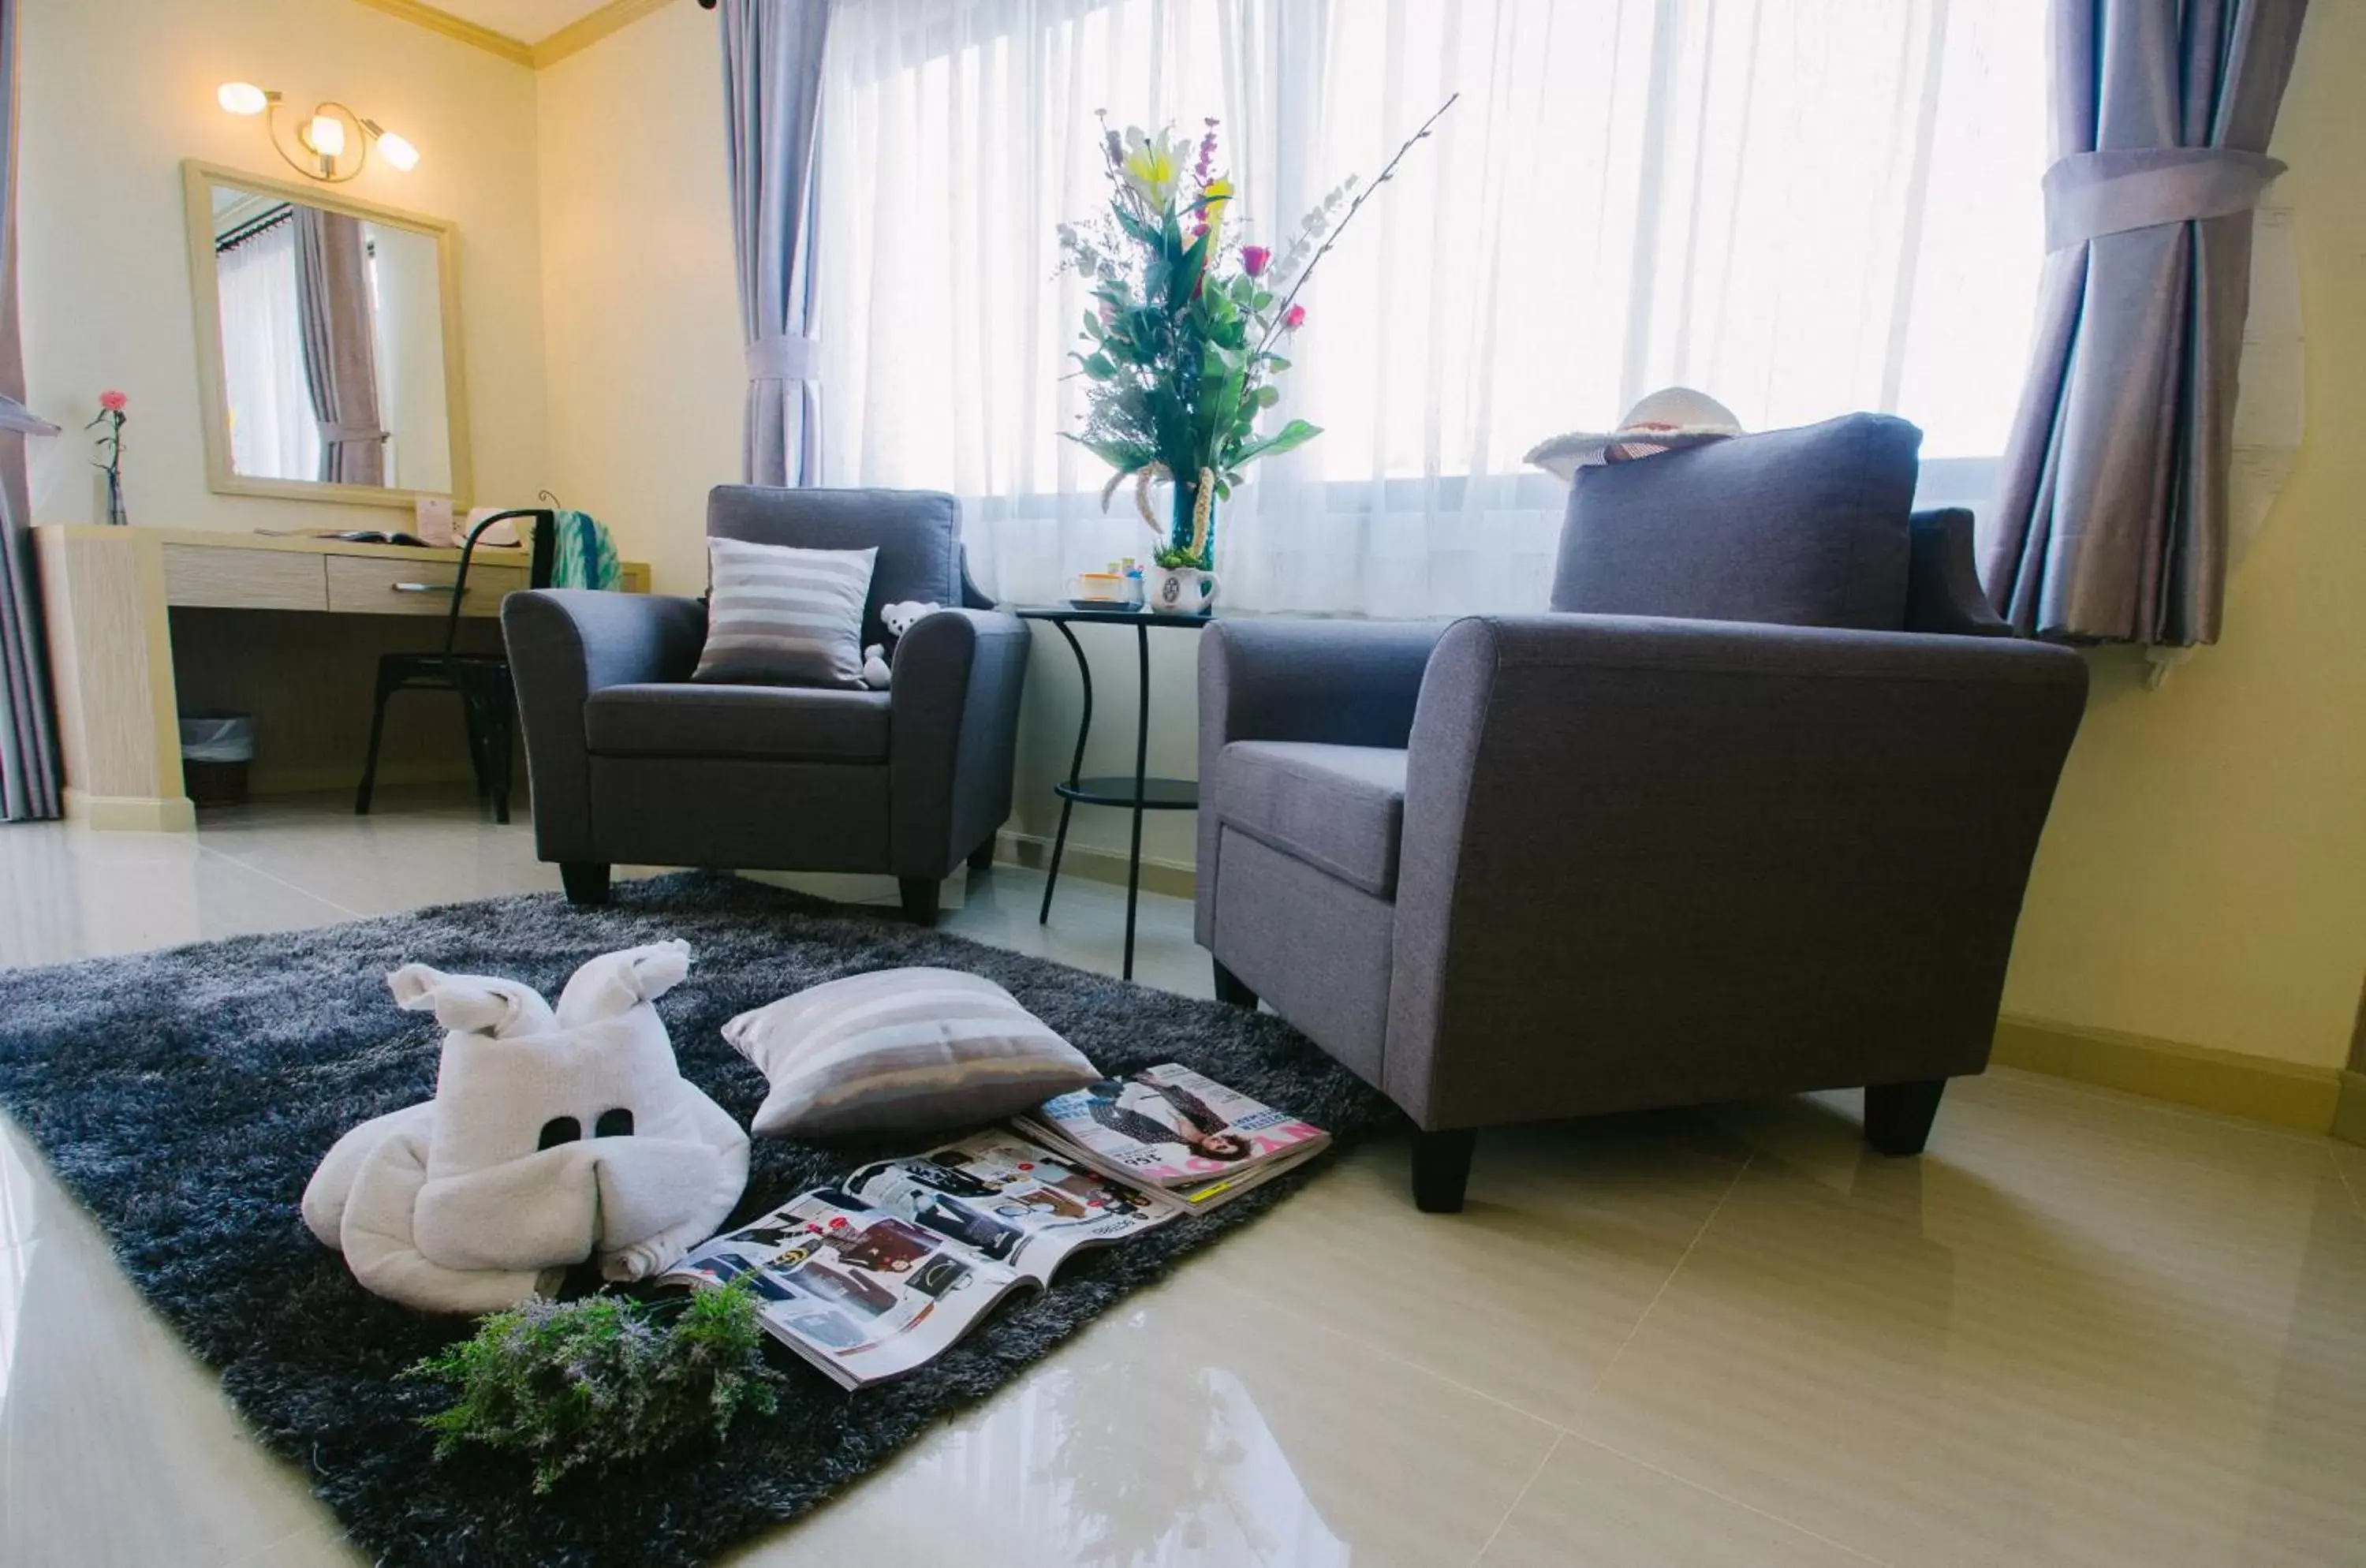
[1060,99,1454,612]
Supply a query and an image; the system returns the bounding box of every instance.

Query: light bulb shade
[307,114,346,159]
[217,81,268,116]
[376,131,420,172]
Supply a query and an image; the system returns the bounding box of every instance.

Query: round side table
[1013,604,1214,980]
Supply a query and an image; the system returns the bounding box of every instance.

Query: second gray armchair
[503,487,1029,923]
[1196,416,2088,1211]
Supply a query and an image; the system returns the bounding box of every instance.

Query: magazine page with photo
[659,1188,1032,1391]
[1017,1064,1330,1189]
[845,1129,1181,1286]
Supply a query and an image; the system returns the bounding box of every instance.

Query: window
[819,0,2050,614]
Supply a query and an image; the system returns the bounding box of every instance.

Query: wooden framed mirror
[182,160,472,508]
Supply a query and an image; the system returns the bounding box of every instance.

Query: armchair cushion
[707,486,964,649]
[1551,413,1920,630]
[585,684,892,763]
[693,536,875,688]
[1211,741,1409,899]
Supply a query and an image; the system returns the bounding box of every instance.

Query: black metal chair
[354,509,556,822]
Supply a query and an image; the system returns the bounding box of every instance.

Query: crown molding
[349,0,679,72]
[532,0,678,68]
[349,0,536,66]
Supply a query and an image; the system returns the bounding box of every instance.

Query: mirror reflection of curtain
[218,215,323,482]
[292,206,388,487]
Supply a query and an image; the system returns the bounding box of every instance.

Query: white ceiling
[424,0,618,46]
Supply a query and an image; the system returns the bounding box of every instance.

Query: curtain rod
[215,202,295,254]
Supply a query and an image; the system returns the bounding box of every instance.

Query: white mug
[1149,566,1218,615]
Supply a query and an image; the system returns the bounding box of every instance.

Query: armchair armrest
[890,607,1032,879]
[1197,618,1447,931]
[1384,614,2086,1127]
[503,589,707,863]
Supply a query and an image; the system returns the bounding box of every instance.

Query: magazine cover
[846,1129,1180,1285]
[1018,1064,1330,1188]
[660,1188,1031,1391]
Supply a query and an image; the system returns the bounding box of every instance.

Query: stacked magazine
[659,1066,1329,1390]
[1015,1063,1331,1211]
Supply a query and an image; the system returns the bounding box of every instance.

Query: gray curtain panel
[292,207,389,487]
[1981,0,2310,646]
[0,0,60,822]
[720,0,830,487]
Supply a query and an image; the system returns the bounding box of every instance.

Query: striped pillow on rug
[693,536,876,687]
[722,968,1099,1137]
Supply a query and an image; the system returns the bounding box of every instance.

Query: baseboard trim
[2334,1070,2366,1148]
[995,829,1196,902]
[1991,1015,2342,1137]
[64,786,196,834]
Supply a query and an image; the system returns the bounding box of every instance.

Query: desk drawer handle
[390,581,466,595]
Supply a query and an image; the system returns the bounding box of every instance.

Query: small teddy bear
[860,599,943,689]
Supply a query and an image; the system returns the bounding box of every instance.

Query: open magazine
[1014,1064,1332,1211]
[659,1129,1183,1390]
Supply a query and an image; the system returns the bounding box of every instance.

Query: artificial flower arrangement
[1059,98,1455,572]
[88,389,128,526]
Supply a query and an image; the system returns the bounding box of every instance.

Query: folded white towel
[302,941,749,1315]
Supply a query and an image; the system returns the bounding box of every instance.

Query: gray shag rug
[0,871,1398,1567]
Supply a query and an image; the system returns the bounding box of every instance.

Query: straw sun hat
[1523,386,1742,482]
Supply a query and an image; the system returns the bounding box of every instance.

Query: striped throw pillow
[722,968,1099,1137]
[693,536,876,687]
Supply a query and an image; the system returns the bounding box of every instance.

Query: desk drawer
[164,545,327,611]
[326,556,528,617]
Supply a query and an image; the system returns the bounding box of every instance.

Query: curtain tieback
[745,334,820,383]
[2043,147,2285,251]
[320,423,388,444]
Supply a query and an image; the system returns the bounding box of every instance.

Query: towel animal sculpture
[302,941,749,1314]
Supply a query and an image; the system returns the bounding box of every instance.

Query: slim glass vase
[103,468,127,526]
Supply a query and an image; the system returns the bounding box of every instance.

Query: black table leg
[1039,620,1093,926]
[1123,620,1150,980]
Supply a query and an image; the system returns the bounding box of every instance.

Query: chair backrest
[443,507,555,656]
[1548,413,1921,631]
[707,486,968,648]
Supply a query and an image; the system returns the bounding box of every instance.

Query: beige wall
[1999,2,2366,1071]
[17,0,547,533]
[534,0,741,595]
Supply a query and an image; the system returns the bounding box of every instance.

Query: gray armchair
[1196,416,2088,1211]
[504,487,1028,924]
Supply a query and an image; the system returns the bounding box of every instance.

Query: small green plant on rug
[405,1282,782,1494]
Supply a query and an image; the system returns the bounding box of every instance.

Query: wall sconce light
[216,82,419,183]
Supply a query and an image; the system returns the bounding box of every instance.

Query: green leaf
[1082,311,1104,340]
[1230,418,1323,468]
[1254,385,1280,409]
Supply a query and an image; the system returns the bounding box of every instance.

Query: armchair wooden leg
[1211,958,1258,1009]
[559,862,610,906]
[1412,1129,1476,1214]
[899,876,940,927]
[967,838,998,873]
[1864,1079,1946,1156]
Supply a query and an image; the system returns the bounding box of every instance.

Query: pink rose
[1241,245,1271,278]
[1282,304,1307,330]
[99,390,127,413]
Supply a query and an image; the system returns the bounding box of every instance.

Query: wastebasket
[179,711,255,808]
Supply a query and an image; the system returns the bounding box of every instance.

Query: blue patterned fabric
[547,509,621,592]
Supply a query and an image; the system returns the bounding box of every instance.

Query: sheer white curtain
[818,0,2048,615]
[217,218,323,483]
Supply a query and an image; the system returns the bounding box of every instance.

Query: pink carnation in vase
[1282,304,1307,330]
[99,390,127,413]
[1240,245,1271,278]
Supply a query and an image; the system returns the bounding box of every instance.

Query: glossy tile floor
[2,788,2364,1567]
